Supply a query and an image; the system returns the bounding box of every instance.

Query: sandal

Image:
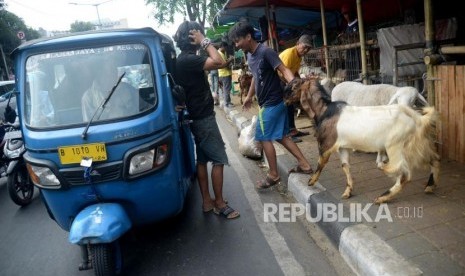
[291,136,303,143]
[288,166,314,175]
[203,199,228,213]
[290,130,310,137]
[213,205,240,219]
[203,205,214,213]
[256,175,281,190]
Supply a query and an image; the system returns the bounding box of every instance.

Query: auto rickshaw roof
[11,27,173,57]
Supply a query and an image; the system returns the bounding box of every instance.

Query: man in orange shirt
[279,35,313,142]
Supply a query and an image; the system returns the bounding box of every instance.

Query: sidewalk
[218,95,465,276]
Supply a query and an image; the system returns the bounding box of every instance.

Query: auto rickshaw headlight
[26,164,61,187]
[129,144,169,175]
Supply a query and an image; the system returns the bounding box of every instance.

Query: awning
[213,6,339,31]
[215,0,422,27]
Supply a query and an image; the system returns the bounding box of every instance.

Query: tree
[146,0,227,29]
[0,10,40,48]
[0,9,40,79]
[70,21,96,33]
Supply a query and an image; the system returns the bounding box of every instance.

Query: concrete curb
[340,224,422,276]
[223,106,423,276]
[226,108,249,131]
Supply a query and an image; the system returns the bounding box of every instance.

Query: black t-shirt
[175,51,214,120]
[247,43,284,107]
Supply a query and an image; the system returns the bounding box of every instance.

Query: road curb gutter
[288,174,325,204]
[288,179,423,276]
[339,224,423,276]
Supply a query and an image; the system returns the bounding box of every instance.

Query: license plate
[58,143,107,165]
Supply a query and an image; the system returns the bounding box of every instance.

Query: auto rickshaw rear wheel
[90,242,122,276]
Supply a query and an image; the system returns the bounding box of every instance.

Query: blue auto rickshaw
[12,28,196,275]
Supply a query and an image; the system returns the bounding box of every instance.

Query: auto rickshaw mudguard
[69,203,131,245]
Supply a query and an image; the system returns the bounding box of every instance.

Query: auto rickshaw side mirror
[167,72,186,105]
[171,84,186,104]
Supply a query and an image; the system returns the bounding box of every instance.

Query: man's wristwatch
[201,38,211,50]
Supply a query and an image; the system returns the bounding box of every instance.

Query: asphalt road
[0,113,353,276]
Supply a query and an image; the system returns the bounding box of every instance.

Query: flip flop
[291,136,302,143]
[203,199,228,213]
[293,130,310,137]
[256,175,281,190]
[202,205,214,213]
[213,205,240,219]
[288,166,314,175]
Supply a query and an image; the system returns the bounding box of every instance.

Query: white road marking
[221,127,306,276]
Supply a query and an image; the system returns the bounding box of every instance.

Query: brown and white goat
[284,78,440,204]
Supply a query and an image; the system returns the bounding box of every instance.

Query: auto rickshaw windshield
[24,43,157,128]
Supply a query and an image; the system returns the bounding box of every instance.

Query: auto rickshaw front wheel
[90,242,122,276]
[7,163,34,207]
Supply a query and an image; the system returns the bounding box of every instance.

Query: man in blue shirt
[229,21,313,189]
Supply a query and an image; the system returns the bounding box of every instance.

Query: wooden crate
[433,65,465,163]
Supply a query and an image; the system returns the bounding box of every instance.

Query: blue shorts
[256,101,289,141]
[190,114,229,166]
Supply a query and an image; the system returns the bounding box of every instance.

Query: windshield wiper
[82,72,126,140]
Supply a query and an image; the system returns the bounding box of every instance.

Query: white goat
[331,81,428,106]
[330,81,429,167]
[284,78,440,203]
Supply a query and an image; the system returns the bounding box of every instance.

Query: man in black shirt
[341,4,361,81]
[174,21,240,219]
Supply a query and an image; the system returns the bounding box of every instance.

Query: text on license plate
[58,143,107,165]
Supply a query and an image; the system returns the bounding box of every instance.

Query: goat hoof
[308,177,318,186]
[341,193,351,199]
[424,186,435,194]
[374,197,387,205]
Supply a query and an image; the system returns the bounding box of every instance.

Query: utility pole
[0,44,9,81]
[69,0,115,29]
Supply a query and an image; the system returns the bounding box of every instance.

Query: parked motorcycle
[2,92,34,206]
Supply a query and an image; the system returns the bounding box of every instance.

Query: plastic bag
[238,115,262,159]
